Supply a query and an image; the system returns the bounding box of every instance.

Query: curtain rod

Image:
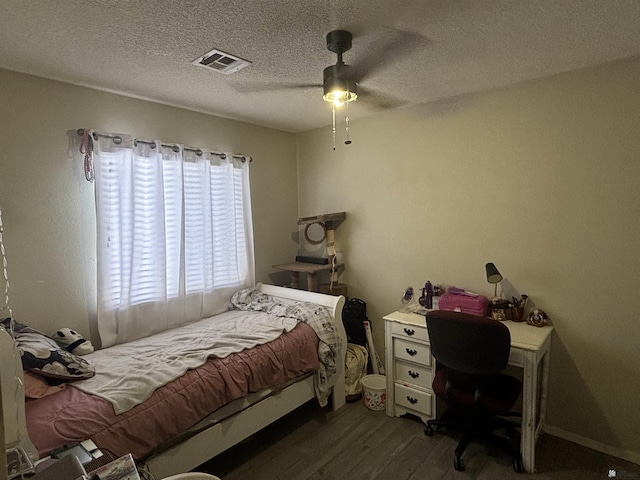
[76,129,252,163]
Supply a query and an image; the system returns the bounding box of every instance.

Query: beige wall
[0,68,299,347]
[296,56,640,460]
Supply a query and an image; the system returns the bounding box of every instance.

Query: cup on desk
[510,294,528,322]
[511,306,525,322]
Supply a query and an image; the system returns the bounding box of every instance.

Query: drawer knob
[408,370,420,379]
[406,348,418,356]
[407,396,418,405]
[403,328,415,336]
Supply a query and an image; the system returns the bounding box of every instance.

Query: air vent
[192,49,251,74]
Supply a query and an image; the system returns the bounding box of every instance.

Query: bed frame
[1,283,346,479]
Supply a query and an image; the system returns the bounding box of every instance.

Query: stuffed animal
[54,328,95,355]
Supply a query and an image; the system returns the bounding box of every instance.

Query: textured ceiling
[1,1,640,133]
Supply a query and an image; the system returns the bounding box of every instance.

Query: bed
[1,283,346,479]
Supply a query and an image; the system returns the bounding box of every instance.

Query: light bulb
[323,89,357,108]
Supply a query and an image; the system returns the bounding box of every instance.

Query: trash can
[361,374,386,411]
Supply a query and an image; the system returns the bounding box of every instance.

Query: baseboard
[544,425,640,466]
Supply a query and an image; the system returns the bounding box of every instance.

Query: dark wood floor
[197,400,639,480]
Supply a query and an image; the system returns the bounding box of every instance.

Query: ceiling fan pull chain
[332,103,337,151]
[345,99,352,145]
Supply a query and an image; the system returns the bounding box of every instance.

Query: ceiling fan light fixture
[322,31,358,149]
[322,64,357,107]
[323,89,357,107]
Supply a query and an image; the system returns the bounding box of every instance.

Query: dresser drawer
[394,338,432,366]
[395,383,433,416]
[391,321,428,342]
[395,359,432,388]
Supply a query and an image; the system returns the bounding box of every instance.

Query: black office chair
[424,310,523,473]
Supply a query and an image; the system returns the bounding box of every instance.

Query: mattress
[25,322,319,460]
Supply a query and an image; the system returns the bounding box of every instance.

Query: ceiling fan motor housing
[323,64,357,97]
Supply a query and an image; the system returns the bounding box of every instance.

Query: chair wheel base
[424,425,434,437]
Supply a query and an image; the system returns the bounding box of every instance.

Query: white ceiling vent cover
[192,48,251,74]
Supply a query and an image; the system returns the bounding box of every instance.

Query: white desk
[383,311,553,473]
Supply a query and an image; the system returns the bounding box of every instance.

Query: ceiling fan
[235,27,427,148]
[318,28,423,148]
[319,28,415,111]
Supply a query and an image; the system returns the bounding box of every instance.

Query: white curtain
[91,132,254,347]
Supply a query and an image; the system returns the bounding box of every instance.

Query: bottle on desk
[432,285,440,310]
[419,281,434,309]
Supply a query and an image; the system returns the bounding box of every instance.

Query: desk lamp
[485,262,503,297]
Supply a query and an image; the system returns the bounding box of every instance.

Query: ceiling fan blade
[350,27,429,83]
[357,85,407,109]
[231,81,321,94]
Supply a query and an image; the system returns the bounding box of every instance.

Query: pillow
[23,371,66,399]
[1,318,95,381]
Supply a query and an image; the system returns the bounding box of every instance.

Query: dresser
[384,310,435,423]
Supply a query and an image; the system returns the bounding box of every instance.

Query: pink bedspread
[26,322,319,460]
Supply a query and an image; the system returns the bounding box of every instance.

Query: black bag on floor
[342,298,369,346]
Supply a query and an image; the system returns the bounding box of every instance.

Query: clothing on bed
[230,287,344,407]
[23,372,66,399]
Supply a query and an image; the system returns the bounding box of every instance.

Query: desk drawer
[395,360,432,388]
[395,383,433,416]
[391,321,428,342]
[394,338,432,366]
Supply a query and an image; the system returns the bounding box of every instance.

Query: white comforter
[73,309,297,414]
